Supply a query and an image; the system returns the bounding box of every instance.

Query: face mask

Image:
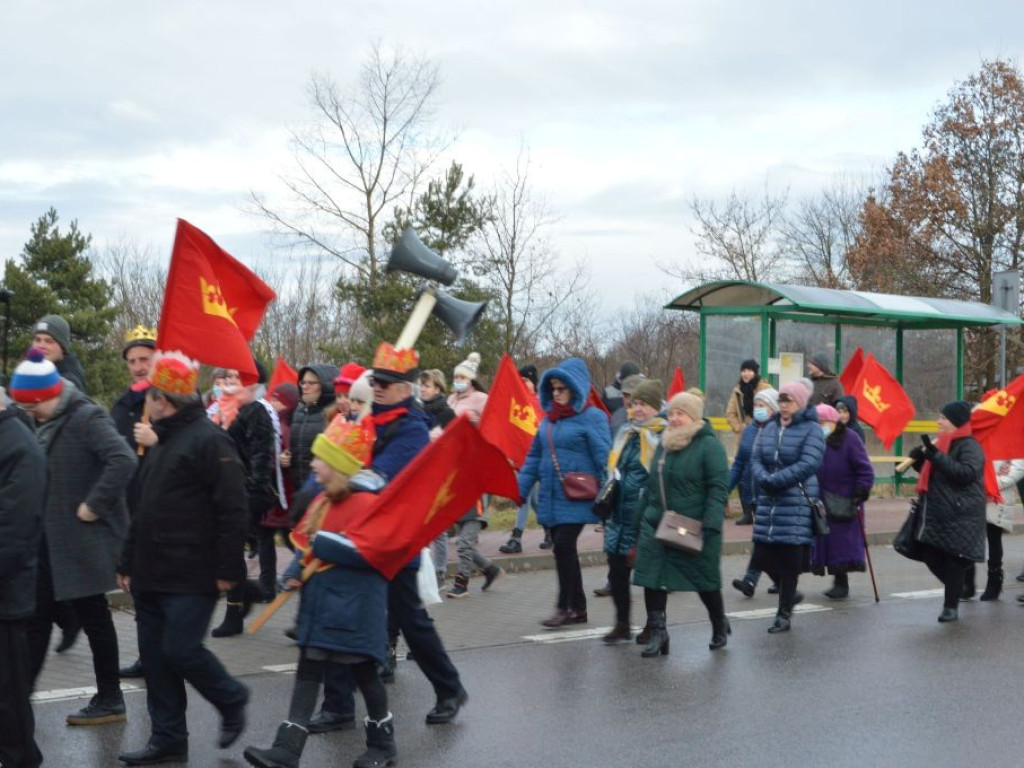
[753,407,770,423]
[452,380,469,393]
[212,385,223,399]
[822,425,833,436]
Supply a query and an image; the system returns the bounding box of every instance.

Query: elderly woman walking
[811,404,874,599]
[751,382,826,633]
[631,392,730,656]
[518,358,611,627]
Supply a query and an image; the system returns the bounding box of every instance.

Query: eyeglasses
[369,377,392,390]
[299,379,320,387]
[550,386,568,394]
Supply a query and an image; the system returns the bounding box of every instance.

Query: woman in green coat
[632,392,730,658]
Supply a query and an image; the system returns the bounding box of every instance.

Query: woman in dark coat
[835,395,864,441]
[601,379,666,644]
[906,400,986,622]
[518,358,611,628]
[632,392,730,656]
[751,382,826,633]
[811,404,874,599]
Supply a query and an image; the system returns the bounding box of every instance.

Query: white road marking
[32,683,141,703]
[262,663,298,673]
[523,627,636,644]
[727,604,832,620]
[890,589,945,600]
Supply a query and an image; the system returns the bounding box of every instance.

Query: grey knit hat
[34,314,71,353]
[753,387,779,412]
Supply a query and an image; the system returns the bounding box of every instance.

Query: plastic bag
[417,547,442,605]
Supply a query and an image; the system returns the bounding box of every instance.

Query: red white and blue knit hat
[10,347,63,403]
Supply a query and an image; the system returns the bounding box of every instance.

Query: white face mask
[452,380,469,393]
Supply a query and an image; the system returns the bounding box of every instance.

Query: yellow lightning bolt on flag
[424,470,458,525]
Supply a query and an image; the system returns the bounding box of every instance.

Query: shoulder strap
[657,450,668,513]
[546,422,565,482]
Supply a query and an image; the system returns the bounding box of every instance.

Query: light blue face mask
[212,385,223,399]
[452,380,469,393]
[822,425,833,436]
[753,407,770,423]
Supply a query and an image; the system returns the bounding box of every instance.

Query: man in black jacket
[0,387,46,768]
[117,352,250,766]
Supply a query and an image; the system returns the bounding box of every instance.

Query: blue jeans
[514,484,540,530]
[134,592,249,749]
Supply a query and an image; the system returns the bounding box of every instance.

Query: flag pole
[247,558,321,634]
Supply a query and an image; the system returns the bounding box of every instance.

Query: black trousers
[607,553,632,624]
[986,523,1003,570]
[921,544,968,609]
[643,588,726,625]
[552,524,586,613]
[0,620,42,768]
[323,567,461,714]
[134,592,249,750]
[26,551,120,699]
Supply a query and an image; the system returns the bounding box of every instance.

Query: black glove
[908,446,925,462]
[921,434,937,458]
[853,486,871,505]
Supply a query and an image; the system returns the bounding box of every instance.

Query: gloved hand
[921,434,937,458]
[908,446,925,462]
[853,486,871,505]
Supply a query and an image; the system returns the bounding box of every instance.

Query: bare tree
[251,43,444,291]
[471,149,586,359]
[661,185,790,284]
[605,293,701,384]
[95,237,167,343]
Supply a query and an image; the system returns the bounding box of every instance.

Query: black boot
[498,528,523,554]
[961,564,977,600]
[212,602,245,638]
[243,721,307,768]
[709,615,731,650]
[641,611,669,657]
[539,527,553,550]
[824,573,849,600]
[258,573,277,603]
[603,621,631,644]
[767,611,791,633]
[353,713,397,768]
[736,502,754,526]
[979,568,1004,601]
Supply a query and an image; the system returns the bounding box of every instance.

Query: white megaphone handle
[395,288,438,349]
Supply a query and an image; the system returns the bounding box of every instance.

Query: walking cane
[859,509,880,603]
[247,558,321,634]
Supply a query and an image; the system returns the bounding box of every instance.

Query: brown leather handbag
[547,424,599,500]
[653,453,703,554]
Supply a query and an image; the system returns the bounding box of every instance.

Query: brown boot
[602,622,631,644]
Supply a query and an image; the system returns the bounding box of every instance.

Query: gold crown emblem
[124,325,157,344]
[372,342,419,374]
[509,397,539,435]
[149,350,199,396]
[861,380,891,413]
[322,416,374,466]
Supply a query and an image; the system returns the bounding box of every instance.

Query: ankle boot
[242,721,307,768]
[353,713,397,768]
[447,573,470,599]
[539,528,553,550]
[498,528,523,554]
[211,603,245,638]
[603,621,631,644]
[824,573,849,600]
[641,611,669,657]
[961,564,977,600]
[767,611,791,633]
[979,568,1004,601]
[709,615,731,650]
[258,573,277,603]
[635,620,651,645]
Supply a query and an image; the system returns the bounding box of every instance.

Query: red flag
[157,219,276,383]
[343,416,520,579]
[266,356,298,396]
[478,354,541,468]
[850,354,915,449]
[839,347,866,394]
[667,366,686,398]
[971,373,1024,461]
[588,385,611,419]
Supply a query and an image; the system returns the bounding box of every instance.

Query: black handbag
[893,498,926,562]
[823,492,857,523]
[592,475,620,521]
[799,483,830,537]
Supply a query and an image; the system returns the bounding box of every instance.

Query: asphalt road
[30,541,1024,768]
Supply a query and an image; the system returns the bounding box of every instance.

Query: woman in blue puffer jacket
[518,358,612,628]
[751,381,826,633]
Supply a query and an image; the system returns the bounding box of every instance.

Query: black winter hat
[740,359,760,375]
[940,400,972,428]
[808,353,834,376]
[618,360,640,381]
[518,364,538,388]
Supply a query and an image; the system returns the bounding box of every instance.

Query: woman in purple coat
[811,404,875,599]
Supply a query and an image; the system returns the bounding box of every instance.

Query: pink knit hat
[779,381,809,410]
[816,404,840,423]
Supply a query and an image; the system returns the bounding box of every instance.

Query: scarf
[826,420,846,449]
[739,376,760,418]
[361,405,410,439]
[916,422,972,494]
[661,419,705,452]
[607,416,666,473]
[547,402,578,422]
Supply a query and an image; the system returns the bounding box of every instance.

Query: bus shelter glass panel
[903,329,958,420]
[774,319,837,382]
[840,325,896,374]
[703,314,762,422]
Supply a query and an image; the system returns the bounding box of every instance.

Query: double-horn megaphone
[432,291,488,344]
[386,227,457,286]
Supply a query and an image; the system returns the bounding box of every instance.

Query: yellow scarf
[607,416,666,473]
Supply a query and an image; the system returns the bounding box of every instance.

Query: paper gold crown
[312,415,375,475]
[372,342,419,374]
[124,325,158,345]
[149,350,200,396]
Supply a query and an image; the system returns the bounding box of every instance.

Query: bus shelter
[665,280,1023,483]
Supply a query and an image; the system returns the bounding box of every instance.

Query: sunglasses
[369,377,392,390]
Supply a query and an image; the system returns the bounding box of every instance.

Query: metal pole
[0,289,11,387]
[1001,325,1007,388]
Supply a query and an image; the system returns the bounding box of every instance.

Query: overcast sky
[3,1,1024,312]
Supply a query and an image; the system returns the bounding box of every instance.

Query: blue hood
[539,357,592,413]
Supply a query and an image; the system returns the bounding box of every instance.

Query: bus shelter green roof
[665,281,1023,328]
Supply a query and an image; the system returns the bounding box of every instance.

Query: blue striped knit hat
[10,347,63,403]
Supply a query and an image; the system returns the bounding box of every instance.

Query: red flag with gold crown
[478,354,541,468]
[971,373,1024,460]
[850,353,915,449]
[342,415,521,579]
[157,219,276,383]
